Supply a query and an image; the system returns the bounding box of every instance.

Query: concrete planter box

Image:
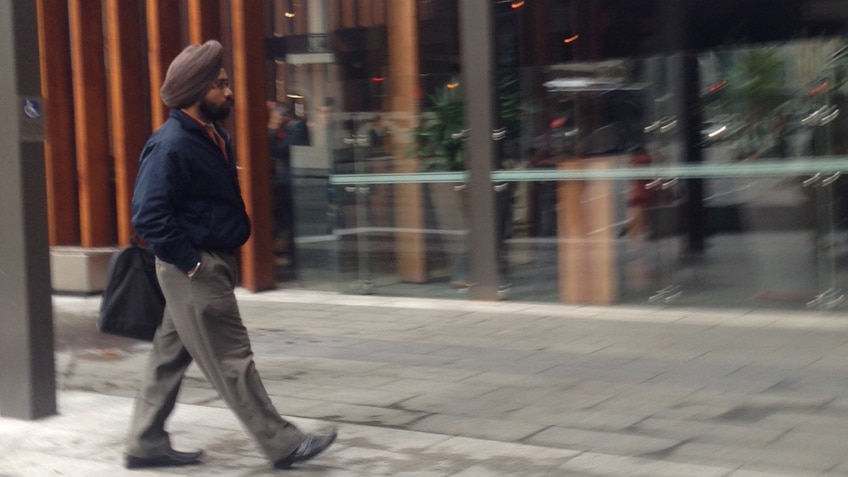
[50,246,119,294]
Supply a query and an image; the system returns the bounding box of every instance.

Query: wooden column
[69,0,115,247]
[187,0,221,43]
[231,0,274,291]
[388,0,426,283]
[105,0,147,246]
[146,0,182,129]
[36,0,79,246]
[557,157,620,304]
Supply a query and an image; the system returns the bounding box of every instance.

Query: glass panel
[267,0,848,309]
[694,40,848,310]
[269,2,469,297]
[327,177,471,298]
[497,0,848,309]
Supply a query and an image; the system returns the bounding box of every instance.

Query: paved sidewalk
[4,289,848,476]
[1,390,739,477]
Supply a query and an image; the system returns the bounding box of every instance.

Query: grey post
[0,0,57,419]
[459,0,499,300]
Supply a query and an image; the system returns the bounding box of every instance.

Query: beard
[199,98,233,121]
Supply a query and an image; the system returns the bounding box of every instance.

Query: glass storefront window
[269,0,848,311]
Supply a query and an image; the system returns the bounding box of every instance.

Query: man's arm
[131,143,201,273]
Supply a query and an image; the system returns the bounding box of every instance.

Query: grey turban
[160,40,224,109]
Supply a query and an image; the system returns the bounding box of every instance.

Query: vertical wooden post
[35,0,79,246]
[146,0,183,129]
[388,0,427,283]
[230,0,275,291]
[558,158,619,304]
[559,160,585,303]
[105,0,147,246]
[187,0,221,43]
[69,0,115,247]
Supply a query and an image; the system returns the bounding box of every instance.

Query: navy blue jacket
[131,109,251,273]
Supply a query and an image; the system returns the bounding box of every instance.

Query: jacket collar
[170,109,230,143]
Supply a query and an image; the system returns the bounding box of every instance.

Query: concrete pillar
[0,0,57,420]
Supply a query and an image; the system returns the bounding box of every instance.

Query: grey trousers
[125,250,304,462]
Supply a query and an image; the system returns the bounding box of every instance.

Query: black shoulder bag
[97,240,165,341]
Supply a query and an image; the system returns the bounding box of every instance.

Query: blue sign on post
[23,98,41,119]
[20,97,44,141]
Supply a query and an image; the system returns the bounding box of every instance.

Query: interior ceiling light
[284,12,295,18]
[511,1,525,8]
[564,35,579,44]
[446,82,460,89]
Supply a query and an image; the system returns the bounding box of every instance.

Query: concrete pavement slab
[36,289,848,475]
[0,391,762,477]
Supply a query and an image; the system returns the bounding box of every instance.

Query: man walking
[125,40,336,471]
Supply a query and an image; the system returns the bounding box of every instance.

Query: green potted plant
[409,79,466,171]
[408,73,520,171]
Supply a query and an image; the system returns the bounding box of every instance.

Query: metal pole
[459,0,499,300]
[0,0,57,420]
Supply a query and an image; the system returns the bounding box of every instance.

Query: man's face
[199,68,233,121]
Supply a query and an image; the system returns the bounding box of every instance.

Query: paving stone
[560,452,731,477]
[667,441,843,474]
[408,414,544,442]
[526,426,682,456]
[627,416,786,447]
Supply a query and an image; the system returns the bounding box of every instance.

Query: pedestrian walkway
[4,289,848,476]
[1,390,737,477]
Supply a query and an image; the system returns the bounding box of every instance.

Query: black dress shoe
[274,430,338,470]
[125,448,203,469]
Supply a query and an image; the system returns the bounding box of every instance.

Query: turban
[160,40,224,109]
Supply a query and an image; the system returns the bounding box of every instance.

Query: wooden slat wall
[358,0,373,27]
[38,0,406,289]
[230,0,275,291]
[187,0,222,43]
[328,0,341,30]
[372,0,387,25]
[340,0,356,28]
[35,0,79,246]
[69,0,115,247]
[146,0,183,129]
[105,0,147,246]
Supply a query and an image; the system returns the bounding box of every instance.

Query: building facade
[38,0,848,311]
